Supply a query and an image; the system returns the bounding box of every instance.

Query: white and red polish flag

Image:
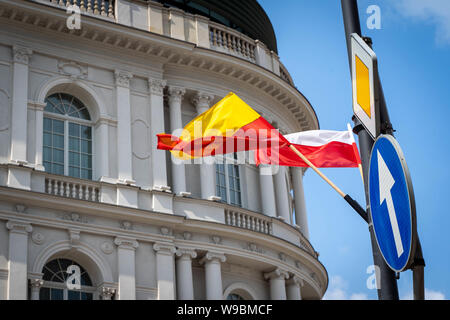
[255,127,362,168]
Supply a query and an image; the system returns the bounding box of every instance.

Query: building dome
[0,0,326,300]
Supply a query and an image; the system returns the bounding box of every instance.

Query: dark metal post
[341,0,399,300]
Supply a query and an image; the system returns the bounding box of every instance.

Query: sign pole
[341,0,399,300]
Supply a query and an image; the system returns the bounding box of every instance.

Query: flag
[157,92,289,159]
[256,129,362,168]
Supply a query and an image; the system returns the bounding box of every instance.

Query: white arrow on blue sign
[369,135,417,272]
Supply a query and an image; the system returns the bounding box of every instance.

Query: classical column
[175,248,197,300]
[153,243,176,300]
[100,287,116,300]
[29,278,44,300]
[259,165,277,217]
[114,237,138,300]
[115,70,134,183]
[200,252,226,300]
[10,46,32,164]
[286,276,303,300]
[168,86,187,195]
[292,167,309,239]
[191,92,216,200]
[34,102,46,171]
[96,118,110,180]
[6,221,32,300]
[149,78,169,190]
[264,268,289,300]
[274,166,291,222]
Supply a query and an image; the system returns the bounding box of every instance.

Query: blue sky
[259,0,450,300]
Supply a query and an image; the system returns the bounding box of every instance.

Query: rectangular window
[215,155,241,207]
[43,117,65,175]
[68,123,92,179]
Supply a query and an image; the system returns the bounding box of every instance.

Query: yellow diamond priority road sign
[351,33,380,139]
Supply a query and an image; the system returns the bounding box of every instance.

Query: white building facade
[0,0,327,300]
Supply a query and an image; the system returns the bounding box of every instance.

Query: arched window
[43,93,93,179]
[39,258,95,300]
[227,293,245,300]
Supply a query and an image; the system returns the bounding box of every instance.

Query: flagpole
[288,144,368,222]
[347,123,365,184]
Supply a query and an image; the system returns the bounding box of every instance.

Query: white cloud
[402,288,446,300]
[323,275,370,300]
[394,0,450,45]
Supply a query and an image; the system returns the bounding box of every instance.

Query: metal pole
[341,0,399,300]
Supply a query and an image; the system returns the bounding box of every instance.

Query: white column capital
[149,78,167,96]
[167,86,186,103]
[114,237,139,250]
[6,221,32,235]
[101,286,116,300]
[13,45,33,65]
[114,69,133,88]
[153,243,176,255]
[264,268,289,281]
[191,91,213,113]
[286,275,304,287]
[200,252,226,265]
[175,248,197,259]
[29,278,44,289]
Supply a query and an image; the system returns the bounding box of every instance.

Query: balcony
[31,0,294,86]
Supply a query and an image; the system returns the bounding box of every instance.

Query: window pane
[81,169,92,180]
[69,166,80,178]
[53,149,64,164]
[81,154,91,169]
[43,161,52,172]
[54,164,64,175]
[68,290,81,300]
[43,132,52,147]
[43,147,52,161]
[50,288,63,300]
[69,123,80,137]
[39,287,50,300]
[69,151,80,166]
[53,119,64,134]
[81,292,93,300]
[44,118,52,131]
[81,140,92,154]
[53,134,64,149]
[81,126,91,139]
[69,137,80,151]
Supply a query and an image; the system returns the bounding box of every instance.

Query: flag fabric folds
[256,129,362,168]
[157,92,289,159]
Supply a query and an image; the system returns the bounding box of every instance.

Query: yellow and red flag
[157,92,289,159]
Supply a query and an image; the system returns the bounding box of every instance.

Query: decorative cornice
[264,268,289,281]
[114,237,139,250]
[199,251,226,265]
[175,248,197,259]
[6,221,32,234]
[13,45,32,65]
[153,242,176,255]
[149,78,167,96]
[114,69,133,88]
[167,86,186,103]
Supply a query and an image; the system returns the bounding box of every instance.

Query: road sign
[351,33,379,140]
[368,135,417,272]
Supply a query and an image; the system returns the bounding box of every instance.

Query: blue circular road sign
[368,135,417,272]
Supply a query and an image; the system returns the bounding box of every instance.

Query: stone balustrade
[45,175,100,202]
[225,207,272,235]
[39,0,115,18]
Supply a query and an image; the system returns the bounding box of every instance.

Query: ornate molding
[160,226,172,236]
[278,252,287,262]
[61,212,88,224]
[31,232,45,245]
[199,252,226,265]
[6,221,32,234]
[100,241,114,255]
[167,85,186,103]
[120,221,133,230]
[175,248,197,259]
[68,229,81,248]
[58,60,88,79]
[14,204,27,213]
[243,242,265,254]
[210,235,221,245]
[114,237,139,250]
[114,69,133,88]
[101,287,116,300]
[182,231,192,240]
[13,45,32,65]
[149,78,167,96]
[153,242,176,255]
[264,268,289,281]
[29,278,44,289]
